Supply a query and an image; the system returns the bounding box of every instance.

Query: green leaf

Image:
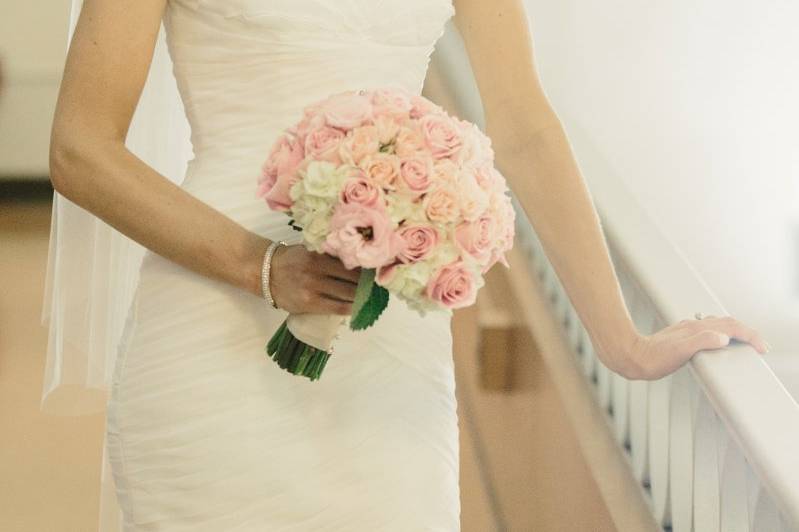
[349,268,390,331]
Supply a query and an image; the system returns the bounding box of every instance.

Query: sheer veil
[40,0,192,418]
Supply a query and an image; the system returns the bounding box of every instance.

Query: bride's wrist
[236,233,272,297]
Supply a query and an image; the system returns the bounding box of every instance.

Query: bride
[43,0,769,530]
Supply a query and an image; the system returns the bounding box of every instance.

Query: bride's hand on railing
[269,244,361,315]
[621,315,770,380]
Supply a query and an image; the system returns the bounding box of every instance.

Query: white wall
[523,0,799,349]
[0,0,69,177]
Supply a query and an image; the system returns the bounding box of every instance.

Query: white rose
[386,193,426,225]
[301,160,352,198]
[302,215,331,252]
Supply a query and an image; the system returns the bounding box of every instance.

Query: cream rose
[423,182,461,225]
[339,125,380,166]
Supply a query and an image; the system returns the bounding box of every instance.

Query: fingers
[680,315,768,355]
[703,316,768,354]
[317,253,361,283]
[315,294,353,316]
[678,329,731,356]
[312,276,357,303]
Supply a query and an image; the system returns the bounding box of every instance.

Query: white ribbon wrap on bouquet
[286,313,348,352]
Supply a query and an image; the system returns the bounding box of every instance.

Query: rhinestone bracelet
[261,240,287,309]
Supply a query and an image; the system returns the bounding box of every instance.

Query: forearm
[488,116,640,373]
[50,136,270,297]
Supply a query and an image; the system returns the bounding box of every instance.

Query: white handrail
[560,117,799,529]
[428,23,799,532]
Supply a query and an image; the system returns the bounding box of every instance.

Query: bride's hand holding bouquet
[257,85,515,380]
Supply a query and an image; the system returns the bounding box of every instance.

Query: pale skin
[50,0,769,381]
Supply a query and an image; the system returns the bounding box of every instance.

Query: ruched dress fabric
[104,0,461,530]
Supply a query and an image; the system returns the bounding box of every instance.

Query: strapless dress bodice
[163,0,455,236]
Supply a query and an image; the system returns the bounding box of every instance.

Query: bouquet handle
[266,313,347,380]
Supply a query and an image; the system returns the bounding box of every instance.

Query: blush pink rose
[291,112,325,147]
[481,198,516,272]
[370,87,413,118]
[340,177,382,209]
[409,94,444,120]
[455,214,496,265]
[473,162,495,190]
[399,155,434,195]
[426,259,479,309]
[263,170,300,212]
[397,224,439,263]
[258,134,304,211]
[322,203,406,269]
[339,125,380,166]
[423,183,461,224]
[322,92,374,130]
[419,114,463,160]
[359,152,401,190]
[394,126,426,158]
[303,125,345,164]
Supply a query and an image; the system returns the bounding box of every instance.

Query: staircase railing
[427,28,799,530]
[512,139,799,530]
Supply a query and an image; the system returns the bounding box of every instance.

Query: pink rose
[423,183,461,224]
[394,126,426,158]
[478,130,495,164]
[258,134,304,211]
[340,177,382,208]
[304,125,345,164]
[473,162,494,190]
[431,159,459,184]
[455,215,496,265]
[409,94,444,120]
[481,198,516,272]
[399,154,434,195]
[339,125,380,166]
[322,92,374,130]
[359,152,401,190]
[322,203,406,269]
[291,112,325,147]
[263,162,304,212]
[370,87,413,118]
[419,114,463,160]
[426,259,479,309]
[397,224,439,263]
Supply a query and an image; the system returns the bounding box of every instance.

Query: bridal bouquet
[256,85,515,380]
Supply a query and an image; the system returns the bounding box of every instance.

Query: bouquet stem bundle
[266,321,331,380]
[264,268,389,380]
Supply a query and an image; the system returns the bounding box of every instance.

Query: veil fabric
[40,0,192,416]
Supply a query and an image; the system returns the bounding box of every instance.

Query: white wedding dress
[103,0,460,530]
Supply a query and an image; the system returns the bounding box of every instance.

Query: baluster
[596,355,612,412]
[670,367,698,532]
[752,485,788,532]
[649,374,672,527]
[693,395,721,532]
[719,439,750,532]
[611,372,630,447]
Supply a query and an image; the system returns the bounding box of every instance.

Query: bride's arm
[50,0,358,313]
[452,0,768,378]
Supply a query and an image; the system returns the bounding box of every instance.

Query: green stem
[264,318,332,381]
